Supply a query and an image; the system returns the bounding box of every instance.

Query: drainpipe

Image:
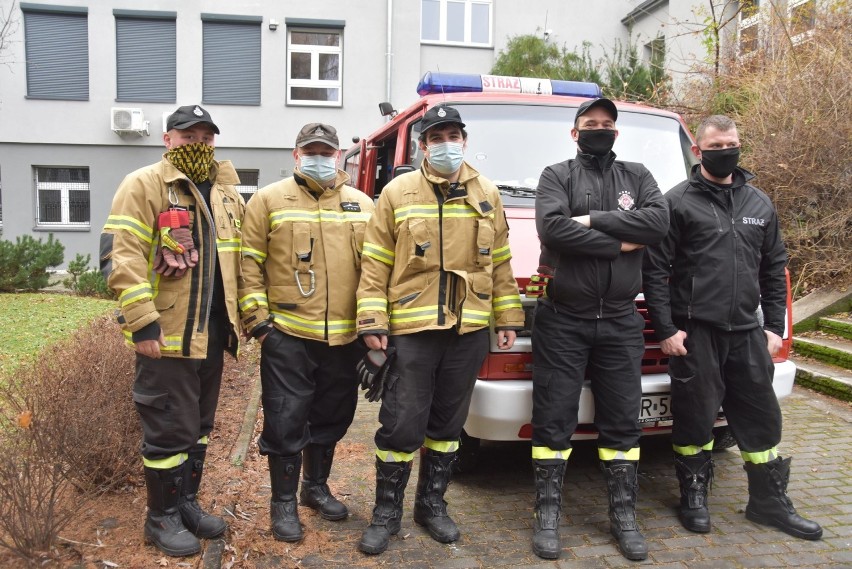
[386,0,393,108]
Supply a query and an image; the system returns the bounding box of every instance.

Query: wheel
[453,430,481,474]
[712,425,738,451]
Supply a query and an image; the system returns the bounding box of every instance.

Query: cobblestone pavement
[257,387,852,569]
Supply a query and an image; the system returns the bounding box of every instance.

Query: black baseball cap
[575,98,618,123]
[166,105,220,134]
[295,122,339,150]
[421,105,466,133]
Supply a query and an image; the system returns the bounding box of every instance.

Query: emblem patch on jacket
[617,191,636,211]
[341,202,362,212]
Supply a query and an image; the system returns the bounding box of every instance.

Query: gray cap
[295,123,339,150]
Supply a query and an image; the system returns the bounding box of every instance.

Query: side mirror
[393,165,415,178]
[379,102,397,118]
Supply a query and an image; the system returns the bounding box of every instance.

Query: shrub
[63,254,113,299]
[0,234,64,292]
[0,315,139,563]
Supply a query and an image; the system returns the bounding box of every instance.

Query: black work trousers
[669,321,781,453]
[257,329,365,457]
[531,303,645,451]
[375,328,489,454]
[133,314,226,460]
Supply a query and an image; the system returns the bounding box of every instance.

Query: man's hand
[135,331,166,359]
[362,333,388,351]
[571,215,591,228]
[620,241,645,252]
[765,330,782,357]
[660,330,688,356]
[497,330,517,350]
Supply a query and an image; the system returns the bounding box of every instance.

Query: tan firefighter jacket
[356,162,524,336]
[101,156,245,358]
[238,169,375,346]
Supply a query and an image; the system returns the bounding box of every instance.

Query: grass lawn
[0,293,115,377]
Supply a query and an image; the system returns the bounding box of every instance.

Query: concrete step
[818,316,852,341]
[792,335,852,370]
[791,357,852,402]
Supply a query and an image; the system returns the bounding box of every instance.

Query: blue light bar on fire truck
[416,71,602,98]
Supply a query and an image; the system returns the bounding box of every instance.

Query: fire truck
[343,72,796,470]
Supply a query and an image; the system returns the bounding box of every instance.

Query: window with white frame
[421,0,492,46]
[738,0,762,56]
[235,169,259,202]
[287,22,343,107]
[34,167,90,227]
[789,0,816,43]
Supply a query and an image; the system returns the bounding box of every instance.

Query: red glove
[525,265,554,298]
[154,209,198,278]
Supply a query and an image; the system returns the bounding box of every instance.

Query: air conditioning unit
[111,107,149,135]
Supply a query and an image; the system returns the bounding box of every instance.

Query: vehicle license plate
[638,394,671,424]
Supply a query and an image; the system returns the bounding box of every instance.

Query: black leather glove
[357,347,397,402]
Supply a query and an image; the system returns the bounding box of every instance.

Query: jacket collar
[576,150,616,170]
[160,155,240,186]
[294,168,351,197]
[420,161,491,214]
[689,163,755,192]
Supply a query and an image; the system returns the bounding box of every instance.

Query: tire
[453,430,481,474]
[712,426,738,451]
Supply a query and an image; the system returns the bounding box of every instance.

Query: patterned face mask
[167,142,215,183]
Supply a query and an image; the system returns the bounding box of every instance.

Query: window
[235,169,259,202]
[22,5,88,100]
[343,151,360,187]
[115,11,176,103]
[202,15,262,105]
[738,0,763,57]
[286,21,343,107]
[789,0,816,41]
[421,0,491,46]
[34,167,90,227]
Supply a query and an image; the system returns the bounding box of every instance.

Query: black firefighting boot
[300,443,349,521]
[358,459,413,555]
[268,454,304,542]
[178,445,228,538]
[744,457,822,540]
[413,449,461,543]
[674,452,713,533]
[143,465,201,557]
[601,460,648,561]
[531,459,567,560]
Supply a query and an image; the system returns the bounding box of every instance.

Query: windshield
[412,103,696,206]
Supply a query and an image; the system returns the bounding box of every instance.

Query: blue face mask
[299,154,337,183]
[426,142,465,175]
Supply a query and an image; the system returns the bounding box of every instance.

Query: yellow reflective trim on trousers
[376,449,415,463]
[104,215,154,243]
[599,447,641,461]
[119,282,153,307]
[532,446,572,460]
[197,436,208,445]
[363,242,395,266]
[142,452,187,469]
[358,297,388,312]
[241,246,267,263]
[493,294,522,311]
[462,308,491,325]
[492,244,511,264]
[389,305,439,324]
[239,292,268,311]
[271,310,356,334]
[741,447,779,464]
[424,437,459,453]
[217,238,241,253]
[673,441,714,456]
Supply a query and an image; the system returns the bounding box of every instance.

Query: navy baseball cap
[166,105,220,134]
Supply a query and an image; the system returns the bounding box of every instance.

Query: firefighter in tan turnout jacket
[356,105,524,555]
[238,123,374,542]
[100,105,244,557]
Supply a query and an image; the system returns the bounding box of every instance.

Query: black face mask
[577,129,616,156]
[700,147,740,179]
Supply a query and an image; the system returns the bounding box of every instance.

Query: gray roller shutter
[116,16,176,102]
[23,10,89,100]
[202,20,261,105]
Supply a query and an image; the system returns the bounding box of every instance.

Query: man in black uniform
[642,114,822,540]
[530,97,669,561]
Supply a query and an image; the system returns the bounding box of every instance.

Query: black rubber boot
[744,457,822,540]
[269,454,304,542]
[413,449,461,543]
[179,445,228,538]
[531,459,567,560]
[358,459,412,555]
[674,452,713,533]
[601,460,648,561]
[143,465,201,557]
[300,443,349,521]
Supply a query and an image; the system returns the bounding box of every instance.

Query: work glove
[525,265,554,298]
[154,209,198,278]
[357,346,397,402]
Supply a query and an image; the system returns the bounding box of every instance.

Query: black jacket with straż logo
[642,165,788,340]
[536,151,669,318]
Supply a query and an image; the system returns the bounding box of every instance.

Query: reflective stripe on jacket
[100,156,245,358]
[357,162,524,336]
[238,170,375,346]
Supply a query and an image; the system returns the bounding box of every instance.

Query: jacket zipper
[708,201,724,233]
[725,188,739,330]
[433,184,447,327]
